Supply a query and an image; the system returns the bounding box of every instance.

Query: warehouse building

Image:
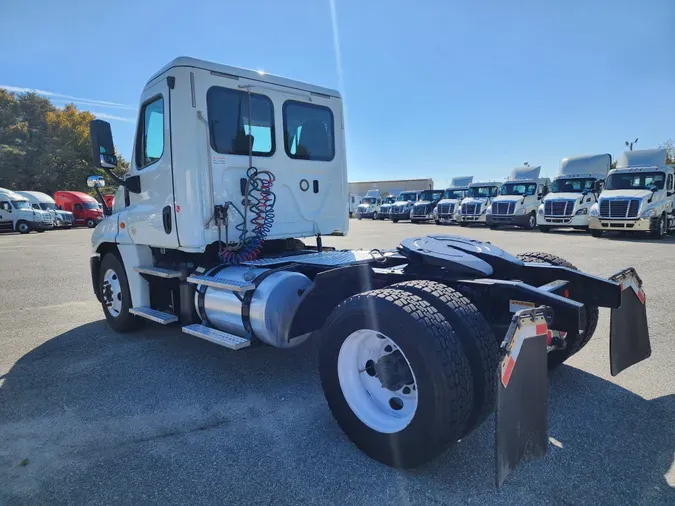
[348,178,434,197]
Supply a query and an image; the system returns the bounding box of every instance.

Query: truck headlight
[641,208,657,218]
[486,206,492,215]
[589,204,599,217]
[517,208,528,215]
[32,214,41,222]
[575,208,588,215]
[538,205,544,215]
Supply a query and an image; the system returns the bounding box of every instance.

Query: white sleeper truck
[538,154,610,233]
[434,176,473,225]
[487,166,549,230]
[389,190,418,222]
[87,57,652,484]
[457,181,501,226]
[590,148,675,239]
[16,190,75,228]
[0,187,54,233]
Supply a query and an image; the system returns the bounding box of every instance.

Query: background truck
[355,195,381,220]
[434,176,473,224]
[348,194,362,217]
[410,189,445,223]
[377,193,400,220]
[389,190,419,222]
[590,148,675,239]
[537,154,611,233]
[487,166,549,230]
[15,190,74,228]
[0,187,54,233]
[54,191,103,228]
[86,56,652,483]
[457,181,501,226]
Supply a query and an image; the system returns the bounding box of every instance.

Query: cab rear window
[283,101,335,161]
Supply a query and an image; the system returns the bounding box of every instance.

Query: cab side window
[135,96,165,169]
[32,204,40,210]
[0,201,11,211]
[74,203,83,212]
[667,174,674,192]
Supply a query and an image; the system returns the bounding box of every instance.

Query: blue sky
[1,0,673,186]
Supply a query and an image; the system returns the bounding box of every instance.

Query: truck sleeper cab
[0,187,54,233]
[16,191,74,228]
[486,166,549,230]
[55,191,103,228]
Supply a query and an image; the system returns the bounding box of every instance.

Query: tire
[318,288,473,468]
[36,229,45,233]
[489,224,499,230]
[86,218,96,228]
[525,212,536,230]
[372,212,378,220]
[591,229,603,238]
[392,219,399,223]
[434,219,441,225]
[16,221,31,234]
[516,252,599,368]
[650,213,666,239]
[99,253,143,332]
[391,281,498,435]
[357,215,362,221]
[459,223,468,228]
[539,226,551,233]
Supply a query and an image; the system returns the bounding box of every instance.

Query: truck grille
[544,200,575,216]
[391,207,406,215]
[599,199,640,219]
[437,203,455,215]
[412,204,430,215]
[461,203,480,215]
[492,202,515,215]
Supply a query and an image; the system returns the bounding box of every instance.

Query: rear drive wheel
[517,252,599,368]
[591,229,603,238]
[650,213,666,239]
[319,288,473,468]
[391,280,498,436]
[16,221,31,234]
[99,253,143,332]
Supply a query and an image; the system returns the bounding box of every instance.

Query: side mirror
[89,120,117,169]
[650,186,658,193]
[87,175,106,188]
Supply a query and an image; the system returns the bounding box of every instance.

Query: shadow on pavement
[0,320,673,505]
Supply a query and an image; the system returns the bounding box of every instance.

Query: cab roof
[54,191,97,201]
[147,57,341,98]
[0,187,23,199]
[15,191,55,203]
[469,181,502,187]
[617,148,668,169]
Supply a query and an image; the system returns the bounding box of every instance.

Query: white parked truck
[457,181,502,226]
[486,166,550,230]
[377,194,399,220]
[589,148,675,239]
[354,195,381,220]
[0,187,54,234]
[389,190,419,222]
[86,57,652,483]
[15,191,75,228]
[434,176,473,224]
[410,189,445,223]
[537,154,611,233]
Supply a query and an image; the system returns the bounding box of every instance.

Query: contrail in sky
[0,85,137,111]
[91,112,136,123]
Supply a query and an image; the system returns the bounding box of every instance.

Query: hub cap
[337,329,418,433]
[529,215,536,228]
[102,268,122,317]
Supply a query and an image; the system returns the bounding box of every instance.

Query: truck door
[73,203,84,225]
[126,78,178,248]
[0,201,13,232]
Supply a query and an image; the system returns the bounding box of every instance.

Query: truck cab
[355,195,381,220]
[410,189,445,223]
[389,191,419,222]
[0,187,54,234]
[590,148,675,239]
[15,191,74,228]
[457,182,501,226]
[537,154,610,233]
[54,191,103,228]
[486,166,549,230]
[433,176,473,225]
[377,194,399,220]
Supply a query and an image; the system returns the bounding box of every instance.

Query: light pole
[625,138,638,151]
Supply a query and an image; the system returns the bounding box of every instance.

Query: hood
[599,189,653,200]
[56,210,74,216]
[462,198,488,205]
[357,203,371,209]
[544,192,586,202]
[492,195,524,204]
[438,198,461,205]
[393,201,413,207]
[414,200,432,206]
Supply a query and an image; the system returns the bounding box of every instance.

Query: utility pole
[625,138,639,151]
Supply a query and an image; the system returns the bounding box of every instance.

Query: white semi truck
[354,195,381,220]
[86,57,652,482]
[0,187,54,233]
[377,194,399,220]
[389,190,419,222]
[433,176,472,225]
[410,189,445,223]
[15,190,75,228]
[537,154,611,233]
[486,166,549,230]
[589,148,675,239]
[457,181,501,226]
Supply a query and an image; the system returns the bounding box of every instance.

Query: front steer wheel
[517,252,599,368]
[99,253,144,332]
[318,288,473,468]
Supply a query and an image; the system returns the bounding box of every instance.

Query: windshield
[605,172,665,191]
[360,197,377,205]
[468,186,499,198]
[397,192,417,202]
[499,182,537,196]
[11,200,31,210]
[383,196,396,204]
[83,201,100,210]
[39,202,57,211]
[550,178,596,193]
[443,189,466,200]
[418,190,444,201]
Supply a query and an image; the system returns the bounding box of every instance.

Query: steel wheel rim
[102,268,123,317]
[529,215,536,228]
[18,223,29,233]
[337,329,418,433]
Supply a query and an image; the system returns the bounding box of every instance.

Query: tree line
[0,89,128,196]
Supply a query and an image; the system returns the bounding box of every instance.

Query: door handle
[162,206,172,234]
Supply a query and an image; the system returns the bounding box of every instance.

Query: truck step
[134,266,183,278]
[182,324,251,350]
[186,274,255,293]
[129,306,178,324]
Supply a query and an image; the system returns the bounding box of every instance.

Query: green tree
[660,139,674,165]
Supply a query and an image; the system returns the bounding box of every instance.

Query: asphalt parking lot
[1,221,674,505]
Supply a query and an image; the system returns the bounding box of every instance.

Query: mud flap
[495,307,551,488]
[609,268,651,376]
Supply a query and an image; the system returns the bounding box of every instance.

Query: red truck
[54,191,103,228]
